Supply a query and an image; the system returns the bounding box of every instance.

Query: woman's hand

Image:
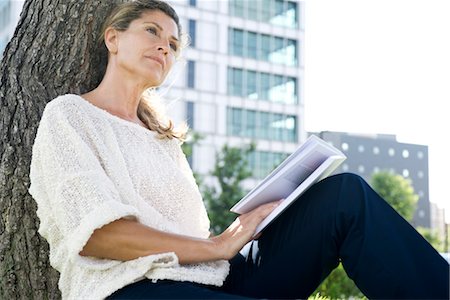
[211,200,282,260]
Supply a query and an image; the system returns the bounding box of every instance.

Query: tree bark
[0,0,125,298]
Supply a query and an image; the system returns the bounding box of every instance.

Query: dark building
[314,131,430,228]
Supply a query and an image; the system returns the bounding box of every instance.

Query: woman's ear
[104,27,118,54]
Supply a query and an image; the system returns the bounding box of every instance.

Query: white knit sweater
[28,94,229,300]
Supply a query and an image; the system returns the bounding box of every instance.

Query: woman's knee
[317,173,370,206]
[318,172,366,191]
[297,173,364,209]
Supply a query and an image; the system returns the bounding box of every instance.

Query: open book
[230,135,346,236]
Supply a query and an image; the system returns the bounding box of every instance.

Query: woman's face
[108,10,180,88]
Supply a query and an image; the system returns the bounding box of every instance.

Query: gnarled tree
[0,1,125,298]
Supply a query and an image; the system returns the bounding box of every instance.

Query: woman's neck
[83,69,149,122]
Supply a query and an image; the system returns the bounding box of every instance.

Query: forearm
[79,218,222,264]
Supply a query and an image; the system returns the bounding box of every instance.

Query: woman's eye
[170,43,178,51]
[147,27,157,35]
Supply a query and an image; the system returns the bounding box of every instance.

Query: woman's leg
[222,173,449,299]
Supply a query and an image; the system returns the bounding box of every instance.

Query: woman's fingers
[215,200,284,259]
[243,200,283,223]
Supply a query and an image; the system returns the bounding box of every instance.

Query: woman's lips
[146,56,164,69]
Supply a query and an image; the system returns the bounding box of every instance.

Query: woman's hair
[99,0,188,141]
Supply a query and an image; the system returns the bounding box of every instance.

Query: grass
[308,293,368,300]
[308,294,330,300]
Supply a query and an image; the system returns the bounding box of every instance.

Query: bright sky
[304,0,450,222]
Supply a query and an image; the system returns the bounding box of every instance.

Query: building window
[227,107,297,142]
[229,28,244,57]
[402,169,409,177]
[228,28,297,66]
[247,31,258,59]
[246,70,258,99]
[227,67,298,104]
[229,0,245,18]
[248,150,289,178]
[228,68,244,97]
[388,148,395,157]
[189,0,197,7]
[230,0,298,29]
[402,149,409,158]
[188,20,196,48]
[186,101,195,129]
[187,60,195,88]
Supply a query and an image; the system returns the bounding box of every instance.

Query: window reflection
[229,28,298,66]
[230,0,299,29]
[227,107,297,142]
[228,67,298,104]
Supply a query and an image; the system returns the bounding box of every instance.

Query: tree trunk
[0,0,125,298]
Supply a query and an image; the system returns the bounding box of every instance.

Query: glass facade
[186,101,195,129]
[227,107,297,142]
[187,60,195,88]
[229,0,298,29]
[229,28,298,66]
[228,67,297,104]
[188,19,196,48]
[248,150,289,179]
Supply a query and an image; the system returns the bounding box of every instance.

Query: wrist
[209,235,228,260]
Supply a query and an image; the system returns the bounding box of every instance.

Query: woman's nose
[157,41,170,55]
[157,46,168,55]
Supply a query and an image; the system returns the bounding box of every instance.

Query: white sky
[304,0,450,222]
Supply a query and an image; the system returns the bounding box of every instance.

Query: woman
[28,1,449,299]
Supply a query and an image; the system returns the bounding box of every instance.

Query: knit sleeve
[28,101,141,267]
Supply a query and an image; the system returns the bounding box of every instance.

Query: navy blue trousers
[108,173,449,299]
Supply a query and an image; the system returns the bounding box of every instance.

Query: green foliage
[312,263,365,299]
[180,130,204,160]
[416,226,445,252]
[202,143,255,234]
[180,130,204,185]
[370,171,419,222]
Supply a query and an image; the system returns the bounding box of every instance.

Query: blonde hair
[99,0,189,141]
